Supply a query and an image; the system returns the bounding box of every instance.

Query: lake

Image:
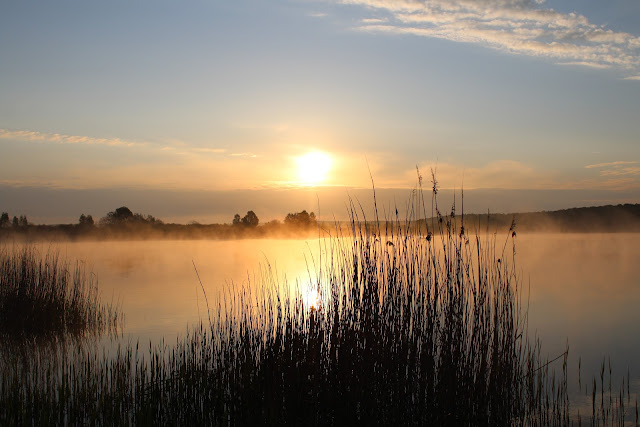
[9,233,640,410]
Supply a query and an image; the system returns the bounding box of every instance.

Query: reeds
[1,186,636,425]
[0,245,120,338]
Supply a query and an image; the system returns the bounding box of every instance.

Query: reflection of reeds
[0,246,121,338]
[1,187,637,425]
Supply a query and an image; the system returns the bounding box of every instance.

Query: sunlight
[296,152,332,186]
[303,287,322,311]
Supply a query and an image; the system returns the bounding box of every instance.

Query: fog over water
[23,233,640,399]
[3,184,639,224]
[51,239,319,341]
[516,233,640,394]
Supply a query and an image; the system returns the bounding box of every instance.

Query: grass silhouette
[1,182,636,425]
[0,245,120,338]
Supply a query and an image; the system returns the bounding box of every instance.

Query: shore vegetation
[1,180,636,424]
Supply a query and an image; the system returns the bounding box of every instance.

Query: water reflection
[517,233,640,389]
[12,234,640,398]
[47,239,323,341]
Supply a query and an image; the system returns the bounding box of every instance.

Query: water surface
[26,233,640,399]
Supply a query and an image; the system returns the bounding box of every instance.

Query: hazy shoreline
[2,203,640,242]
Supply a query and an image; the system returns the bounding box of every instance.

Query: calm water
[25,233,640,398]
[52,239,322,342]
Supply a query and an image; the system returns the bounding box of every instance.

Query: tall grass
[0,246,120,338]
[1,186,636,425]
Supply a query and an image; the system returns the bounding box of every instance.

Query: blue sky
[1,0,639,222]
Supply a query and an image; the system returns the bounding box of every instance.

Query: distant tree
[144,214,162,225]
[0,212,9,228]
[100,206,134,225]
[12,216,19,228]
[79,214,95,227]
[18,215,28,227]
[114,207,134,221]
[262,219,282,233]
[284,210,317,228]
[100,206,162,227]
[232,214,241,226]
[241,211,259,227]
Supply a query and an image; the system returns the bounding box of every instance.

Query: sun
[296,152,332,186]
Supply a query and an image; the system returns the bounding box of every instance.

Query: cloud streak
[0,128,231,156]
[0,128,148,148]
[585,161,638,169]
[338,0,640,76]
[600,168,640,177]
[584,161,640,189]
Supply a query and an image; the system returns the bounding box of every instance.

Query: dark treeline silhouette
[0,207,321,241]
[1,212,28,229]
[232,210,259,228]
[99,206,163,228]
[449,203,640,234]
[78,214,94,227]
[284,209,317,228]
[2,204,639,241]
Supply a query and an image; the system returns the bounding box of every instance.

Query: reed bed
[0,245,120,338]
[1,188,637,425]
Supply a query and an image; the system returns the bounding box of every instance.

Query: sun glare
[296,152,332,186]
[304,287,322,311]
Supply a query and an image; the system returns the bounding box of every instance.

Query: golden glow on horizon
[296,151,332,186]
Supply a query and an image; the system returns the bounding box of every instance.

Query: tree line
[0,207,319,239]
[0,213,28,229]
[230,210,318,229]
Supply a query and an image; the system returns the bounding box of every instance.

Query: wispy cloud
[558,61,610,70]
[0,128,148,148]
[362,17,388,24]
[585,161,638,169]
[338,0,640,76]
[600,167,640,177]
[0,128,232,157]
[192,147,227,154]
[585,161,640,188]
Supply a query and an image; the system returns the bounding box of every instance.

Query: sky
[1,0,639,224]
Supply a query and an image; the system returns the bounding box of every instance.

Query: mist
[2,184,639,225]
[17,232,640,383]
